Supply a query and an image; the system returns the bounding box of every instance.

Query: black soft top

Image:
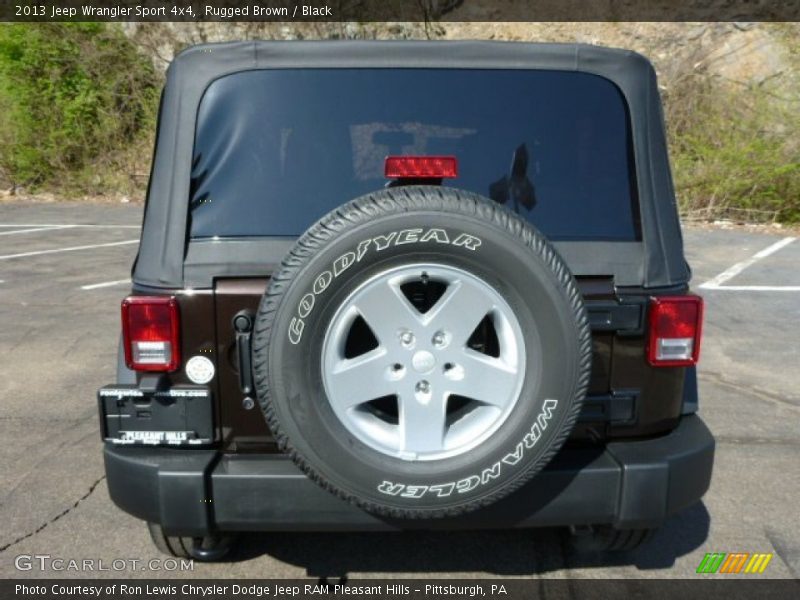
[133,40,689,290]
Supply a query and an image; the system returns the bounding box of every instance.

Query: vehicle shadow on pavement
[561,502,711,572]
[226,502,710,577]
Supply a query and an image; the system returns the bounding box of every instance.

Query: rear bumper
[104,415,714,536]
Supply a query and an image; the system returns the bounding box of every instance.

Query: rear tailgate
[208,277,684,449]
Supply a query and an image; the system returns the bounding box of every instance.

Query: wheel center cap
[411,350,436,374]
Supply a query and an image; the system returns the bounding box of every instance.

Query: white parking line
[0,239,139,260]
[80,279,131,290]
[0,225,77,236]
[700,237,797,291]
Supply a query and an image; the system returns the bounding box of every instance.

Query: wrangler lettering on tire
[252,187,592,518]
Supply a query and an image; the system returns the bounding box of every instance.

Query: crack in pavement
[2,425,99,504]
[0,475,106,553]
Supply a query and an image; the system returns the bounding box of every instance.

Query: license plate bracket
[98,385,213,446]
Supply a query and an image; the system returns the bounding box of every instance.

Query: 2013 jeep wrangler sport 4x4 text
[98,41,714,560]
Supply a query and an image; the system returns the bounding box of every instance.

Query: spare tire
[252,187,591,519]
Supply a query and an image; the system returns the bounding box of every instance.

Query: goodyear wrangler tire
[252,186,592,518]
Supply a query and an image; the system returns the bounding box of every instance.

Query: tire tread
[252,186,592,519]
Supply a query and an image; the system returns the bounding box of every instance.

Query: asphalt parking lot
[0,201,798,580]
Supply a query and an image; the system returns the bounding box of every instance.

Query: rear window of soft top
[189,68,641,241]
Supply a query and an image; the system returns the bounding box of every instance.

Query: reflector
[384,156,458,179]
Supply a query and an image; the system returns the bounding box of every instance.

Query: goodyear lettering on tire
[288,228,482,344]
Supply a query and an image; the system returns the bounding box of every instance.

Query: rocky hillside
[117,21,800,222]
[3,21,798,222]
[123,21,799,95]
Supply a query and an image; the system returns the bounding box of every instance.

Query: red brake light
[647,295,704,367]
[384,156,458,179]
[121,296,180,372]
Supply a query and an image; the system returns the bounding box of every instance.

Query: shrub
[665,69,800,223]
[0,23,158,191]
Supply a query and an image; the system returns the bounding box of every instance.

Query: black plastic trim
[181,238,647,289]
[103,415,714,534]
[579,391,638,425]
[682,366,699,415]
[103,447,218,536]
[585,299,645,335]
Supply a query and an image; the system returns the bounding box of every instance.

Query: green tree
[665,70,800,223]
[0,23,158,190]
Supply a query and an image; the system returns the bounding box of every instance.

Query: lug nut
[415,380,431,394]
[242,396,255,410]
[400,331,415,347]
[432,330,448,348]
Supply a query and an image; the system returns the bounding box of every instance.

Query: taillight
[384,155,458,179]
[121,296,180,372]
[647,295,704,367]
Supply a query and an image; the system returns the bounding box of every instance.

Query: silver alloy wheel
[321,263,526,461]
